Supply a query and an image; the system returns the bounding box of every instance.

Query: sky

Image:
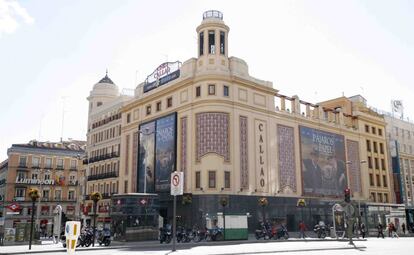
[0,0,413,160]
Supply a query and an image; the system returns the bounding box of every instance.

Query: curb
[0,238,368,255]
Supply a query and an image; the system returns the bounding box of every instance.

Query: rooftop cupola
[196,10,230,73]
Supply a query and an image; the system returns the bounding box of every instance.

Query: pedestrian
[377,223,384,238]
[391,223,399,238]
[360,222,366,239]
[402,223,406,234]
[387,222,392,237]
[299,221,307,239]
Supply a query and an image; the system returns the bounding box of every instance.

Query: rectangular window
[374,158,379,169]
[208,84,216,95]
[208,171,216,188]
[45,158,52,168]
[167,97,173,108]
[223,85,229,97]
[365,125,369,133]
[31,173,38,179]
[68,191,75,200]
[70,160,77,170]
[146,105,151,115]
[19,156,27,167]
[224,171,230,189]
[124,180,128,193]
[395,127,399,136]
[57,158,64,169]
[156,101,162,112]
[381,158,386,170]
[368,156,372,169]
[366,140,371,152]
[378,128,382,136]
[383,175,388,187]
[384,193,388,203]
[378,193,383,202]
[199,31,204,56]
[127,113,131,123]
[371,192,376,202]
[372,127,376,134]
[376,174,381,186]
[17,171,25,180]
[373,141,378,153]
[54,190,61,200]
[32,157,40,168]
[42,190,49,201]
[196,171,201,189]
[208,30,215,54]
[196,86,201,97]
[220,31,225,54]
[369,173,374,186]
[15,188,25,198]
[379,143,384,154]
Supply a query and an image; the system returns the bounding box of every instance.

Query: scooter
[97,228,111,246]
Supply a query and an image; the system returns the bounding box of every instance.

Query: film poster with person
[155,114,176,191]
[299,126,347,196]
[138,121,155,193]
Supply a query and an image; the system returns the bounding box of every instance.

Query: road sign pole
[172,194,176,252]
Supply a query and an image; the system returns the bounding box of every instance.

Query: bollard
[65,221,81,255]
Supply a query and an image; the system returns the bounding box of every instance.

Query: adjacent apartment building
[0,140,85,236]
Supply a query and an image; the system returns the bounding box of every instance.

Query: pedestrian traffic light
[344,188,351,203]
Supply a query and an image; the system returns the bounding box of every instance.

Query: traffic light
[344,188,351,203]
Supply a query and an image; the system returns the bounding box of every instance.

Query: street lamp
[345,160,367,220]
[35,168,51,235]
[28,188,40,250]
[219,197,228,240]
[90,191,102,247]
[258,197,268,223]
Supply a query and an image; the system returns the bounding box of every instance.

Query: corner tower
[87,71,119,114]
[196,10,230,73]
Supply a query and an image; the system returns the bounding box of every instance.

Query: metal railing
[87,171,119,181]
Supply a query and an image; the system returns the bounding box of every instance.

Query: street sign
[170,171,184,196]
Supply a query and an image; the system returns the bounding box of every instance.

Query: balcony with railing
[83,152,120,165]
[68,180,79,186]
[87,170,119,181]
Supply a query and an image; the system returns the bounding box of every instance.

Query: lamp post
[35,168,51,236]
[346,160,366,223]
[28,188,40,250]
[90,191,102,247]
[258,197,268,223]
[220,197,228,240]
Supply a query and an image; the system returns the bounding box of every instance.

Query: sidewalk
[0,235,368,255]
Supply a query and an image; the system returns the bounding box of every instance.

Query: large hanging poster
[138,113,177,193]
[138,121,155,193]
[299,126,347,196]
[155,114,177,191]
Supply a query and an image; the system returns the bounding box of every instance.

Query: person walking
[387,222,392,237]
[402,223,406,234]
[298,221,307,239]
[377,223,384,238]
[391,223,399,238]
[360,222,366,239]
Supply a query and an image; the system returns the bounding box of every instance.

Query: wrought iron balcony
[87,171,119,181]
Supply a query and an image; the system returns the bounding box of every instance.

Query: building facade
[383,114,414,229]
[0,140,85,238]
[114,10,396,233]
[84,72,132,228]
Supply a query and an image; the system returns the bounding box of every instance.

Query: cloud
[0,0,34,35]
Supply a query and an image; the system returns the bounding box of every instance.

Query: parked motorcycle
[209,226,224,241]
[272,225,289,240]
[97,228,111,246]
[255,222,271,240]
[159,225,172,244]
[193,227,210,242]
[313,223,328,239]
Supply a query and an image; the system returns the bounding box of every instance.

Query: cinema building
[90,11,398,234]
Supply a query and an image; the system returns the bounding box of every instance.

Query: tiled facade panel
[181,117,187,190]
[132,131,138,192]
[277,125,297,193]
[347,139,361,193]
[196,112,230,162]
[240,116,248,189]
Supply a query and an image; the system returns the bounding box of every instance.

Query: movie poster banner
[155,114,176,191]
[299,126,347,196]
[138,121,155,193]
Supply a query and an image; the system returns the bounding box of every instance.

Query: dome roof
[90,71,119,97]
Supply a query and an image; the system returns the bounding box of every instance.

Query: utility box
[218,214,248,240]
